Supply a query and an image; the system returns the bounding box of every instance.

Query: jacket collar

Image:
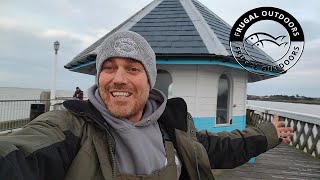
[158,97,188,132]
[63,97,189,133]
[63,100,110,130]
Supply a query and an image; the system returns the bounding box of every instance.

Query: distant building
[65,0,277,132]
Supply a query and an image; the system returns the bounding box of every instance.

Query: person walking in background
[73,87,83,100]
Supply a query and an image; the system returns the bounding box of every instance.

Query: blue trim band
[69,61,95,71]
[68,58,275,75]
[157,59,276,75]
[193,115,246,132]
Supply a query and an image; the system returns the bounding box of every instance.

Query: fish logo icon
[245,32,289,48]
[244,32,290,62]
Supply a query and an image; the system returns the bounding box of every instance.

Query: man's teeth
[112,92,130,97]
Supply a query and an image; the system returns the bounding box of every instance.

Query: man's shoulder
[31,100,92,127]
[33,109,72,121]
[26,109,85,136]
[63,100,91,114]
[160,97,188,132]
[166,97,187,113]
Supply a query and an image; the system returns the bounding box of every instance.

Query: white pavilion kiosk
[65,0,276,133]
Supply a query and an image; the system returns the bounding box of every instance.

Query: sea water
[0,87,85,121]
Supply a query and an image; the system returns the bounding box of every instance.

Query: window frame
[215,73,233,126]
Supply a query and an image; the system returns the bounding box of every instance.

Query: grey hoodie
[88,85,168,175]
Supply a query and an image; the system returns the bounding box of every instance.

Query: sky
[0,0,319,97]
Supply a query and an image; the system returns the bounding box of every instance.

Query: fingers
[277,121,286,127]
[278,127,294,132]
[272,114,295,144]
[272,114,279,128]
[279,129,294,144]
[273,114,279,123]
[279,132,294,137]
[281,137,292,143]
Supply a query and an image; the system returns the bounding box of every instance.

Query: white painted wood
[247,105,320,125]
[155,64,248,118]
[233,103,245,110]
[233,99,245,106]
[233,105,246,116]
[198,111,215,117]
[196,65,218,116]
[197,86,217,98]
[195,66,217,115]
[243,74,248,116]
[199,104,216,111]
[233,88,246,99]
[172,77,196,97]
[230,69,246,79]
[169,65,197,77]
[195,65,201,116]
[179,96,196,104]
[232,75,246,116]
[233,81,246,89]
[186,102,195,115]
[198,97,217,105]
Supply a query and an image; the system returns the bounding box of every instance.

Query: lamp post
[50,41,60,110]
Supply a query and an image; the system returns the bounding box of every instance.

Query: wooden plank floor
[212,143,320,180]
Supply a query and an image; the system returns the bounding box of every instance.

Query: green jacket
[0,98,280,180]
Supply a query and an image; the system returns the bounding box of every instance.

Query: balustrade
[247,105,320,159]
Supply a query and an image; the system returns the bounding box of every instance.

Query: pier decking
[213,143,320,179]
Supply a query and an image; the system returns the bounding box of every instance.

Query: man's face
[98,57,150,123]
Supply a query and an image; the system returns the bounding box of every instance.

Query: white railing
[246,105,320,159]
[0,98,77,132]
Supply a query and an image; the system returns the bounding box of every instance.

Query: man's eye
[130,67,139,72]
[103,66,113,71]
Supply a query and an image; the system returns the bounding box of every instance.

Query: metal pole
[50,51,58,110]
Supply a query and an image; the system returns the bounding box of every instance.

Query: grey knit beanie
[95,30,157,89]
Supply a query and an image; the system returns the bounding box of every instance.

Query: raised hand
[272,114,294,143]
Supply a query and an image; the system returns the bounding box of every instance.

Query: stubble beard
[99,85,149,120]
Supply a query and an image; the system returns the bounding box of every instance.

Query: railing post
[40,91,50,112]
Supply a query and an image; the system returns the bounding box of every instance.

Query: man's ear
[148,79,152,91]
[95,75,100,87]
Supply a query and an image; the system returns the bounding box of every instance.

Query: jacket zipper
[193,141,201,180]
[105,122,116,180]
[188,114,201,180]
[92,118,117,180]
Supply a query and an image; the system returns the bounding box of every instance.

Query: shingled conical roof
[65,0,275,82]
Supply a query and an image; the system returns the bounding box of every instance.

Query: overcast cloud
[0,0,319,97]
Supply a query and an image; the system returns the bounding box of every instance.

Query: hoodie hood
[88,84,167,130]
[88,84,168,175]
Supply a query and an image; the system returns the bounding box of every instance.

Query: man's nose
[112,68,128,84]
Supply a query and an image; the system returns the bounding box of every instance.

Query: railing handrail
[0,99,50,102]
[247,105,320,125]
[0,97,76,103]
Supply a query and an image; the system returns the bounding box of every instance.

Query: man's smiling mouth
[111,91,132,97]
